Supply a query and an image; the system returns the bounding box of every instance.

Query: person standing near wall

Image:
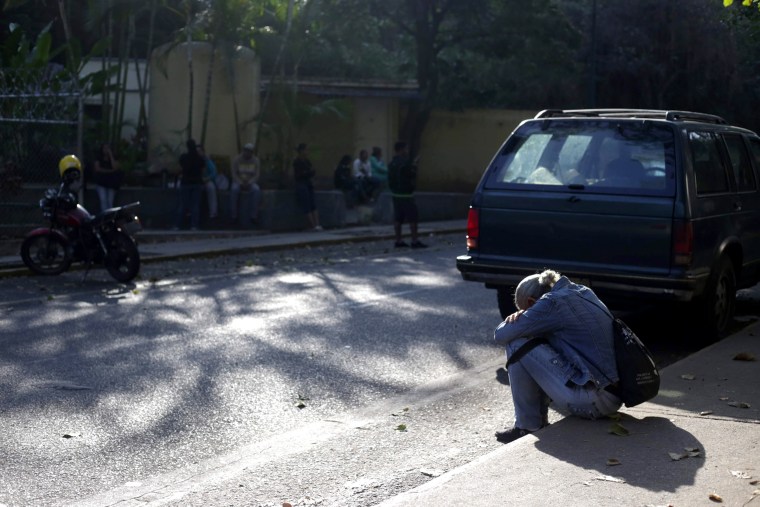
[229,143,262,227]
[293,143,322,231]
[93,142,122,212]
[175,139,205,230]
[197,144,218,221]
[388,141,426,248]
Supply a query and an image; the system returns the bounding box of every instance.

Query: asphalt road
[1,234,756,506]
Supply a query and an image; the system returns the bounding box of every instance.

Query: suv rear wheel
[697,257,736,339]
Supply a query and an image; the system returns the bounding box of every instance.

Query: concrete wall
[416,109,537,193]
[353,97,398,166]
[255,93,357,189]
[148,42,259,173]
[256,103,537,193]
[78,55,534,195]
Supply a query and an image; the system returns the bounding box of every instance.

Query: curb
[0,226,466,279]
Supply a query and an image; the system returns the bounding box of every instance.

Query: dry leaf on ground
[709,492,723,502]
[733,352,756,361]
[594,475,626,483]
[608,422,630,436]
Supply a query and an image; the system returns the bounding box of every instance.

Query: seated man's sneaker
[494,427,533,444]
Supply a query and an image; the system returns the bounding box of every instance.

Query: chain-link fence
[0,68,83,231]
[0,67,82,185]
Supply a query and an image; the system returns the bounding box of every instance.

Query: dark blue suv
[456,109,760,338]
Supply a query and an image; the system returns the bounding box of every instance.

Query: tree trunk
[200,40,217,147]
[404,0,439,158]
[255,0,295,151]
[135,0,157,140]
[113,14,133,144]
[185,4,194,139]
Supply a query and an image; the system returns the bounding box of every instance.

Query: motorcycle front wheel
[20,233,72,275]
[104,231,140,282]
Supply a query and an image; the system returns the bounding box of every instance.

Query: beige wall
[148,42,259,170]
[416,109,537,192]
[256,102,537,191]
[256,93,356,187]
[353,97,397,162]
[103,53,534,192]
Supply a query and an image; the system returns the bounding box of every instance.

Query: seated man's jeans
[204,180,218,218]
[506,337,621,431]
[230,182,261,225]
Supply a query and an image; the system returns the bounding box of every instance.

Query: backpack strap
[569,290,618,387]
[505,337,548,368]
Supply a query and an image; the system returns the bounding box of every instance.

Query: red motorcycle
[20,184,142,282]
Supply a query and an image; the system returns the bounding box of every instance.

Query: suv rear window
[485,120,676,196]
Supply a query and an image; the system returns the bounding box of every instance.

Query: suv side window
[748,138,760,178]
[723,133,756,192]
[690,131,730,194]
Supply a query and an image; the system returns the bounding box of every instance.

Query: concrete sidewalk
[380,324,760,507]
[0,219,466,277]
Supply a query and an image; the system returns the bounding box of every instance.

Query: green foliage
[724,0,759,7]
[0,21,61,68]
[8,0,760,157]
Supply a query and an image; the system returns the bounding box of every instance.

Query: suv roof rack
[535,109,728,125]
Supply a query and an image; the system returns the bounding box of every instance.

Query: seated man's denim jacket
[494,276,619,388]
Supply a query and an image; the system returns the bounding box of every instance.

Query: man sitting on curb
[493,269,622,443]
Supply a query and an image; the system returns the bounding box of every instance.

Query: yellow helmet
[58,154,82,179]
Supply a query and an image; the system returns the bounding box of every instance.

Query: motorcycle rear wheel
[105,231,140,282]
[20,233,72,275]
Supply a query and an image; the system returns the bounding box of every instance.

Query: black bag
[608,317,660,407]
[569,292,660,407]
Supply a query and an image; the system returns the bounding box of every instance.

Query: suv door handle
[568,196,581,203]
[734,201,743,211]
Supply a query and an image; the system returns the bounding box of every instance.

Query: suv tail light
[672,220,693,266]
[466,207,479,250]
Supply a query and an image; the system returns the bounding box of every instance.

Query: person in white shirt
[352,149,379,202]
[229,143,262,227]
